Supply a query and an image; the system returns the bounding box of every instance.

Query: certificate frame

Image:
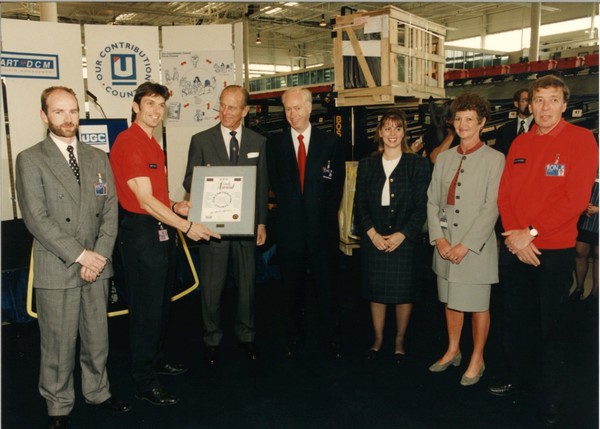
[188,166,256,236]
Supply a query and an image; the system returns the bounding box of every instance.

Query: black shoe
[331,341,343,359]
[92,396,131,413]
[487,382,518,396]
[47,416,68,429]
[205,346,220,365]
[366,348,380,360]
[570,287,584,300]
[394,352,407,364]
[135,386,178,406]
[543,404,563,427]
[241,342,259,360]
[156,362,188,376]
[285,339,300,357]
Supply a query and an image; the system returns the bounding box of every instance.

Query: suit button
[453,223,458,227]
[391,209,395,213]
[391,193,395,198]
[66,218,71,222]
[457,182,461,186]
[390,178,394,183]
[96,213,100,217]
[455,209,460,213]
[456,196,460,199]
[460,169,464,173]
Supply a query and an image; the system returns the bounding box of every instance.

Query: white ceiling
[1,2,598,67]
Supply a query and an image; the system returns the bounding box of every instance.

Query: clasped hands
[435,238,468,264]
[502,228,541,267]
[369,229,405,253]
[78,250,108,283]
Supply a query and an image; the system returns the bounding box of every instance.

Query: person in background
[493,88,533,156]
[488,75,598,428]
[354,109,430,362]
[183,85,268,365]
[268,87,345,358]
[572,168,598,301]
[426,93,505,386]
[16,86,130,429]
[110,81,219,406]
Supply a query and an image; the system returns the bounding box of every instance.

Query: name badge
[94,173,107,196]
[158,224,169,242]
[322,160,333,180]
[440,209,448,229]
[546,164,565,176]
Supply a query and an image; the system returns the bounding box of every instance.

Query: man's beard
[48,121,78,138]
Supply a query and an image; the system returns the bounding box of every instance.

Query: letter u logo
[110,54,136,85]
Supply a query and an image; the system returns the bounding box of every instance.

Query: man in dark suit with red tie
[494,88,533,156]
[268,87,345,358]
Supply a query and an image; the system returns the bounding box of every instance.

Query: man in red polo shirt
[110,81,219,406]
[488,75,598,427]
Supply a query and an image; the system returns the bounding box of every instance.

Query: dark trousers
[501,246,575,406]
[118,214,176,393]
[198,239,256,346]
[279,244,340,342]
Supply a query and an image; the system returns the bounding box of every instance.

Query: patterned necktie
[67,145,80,184]
[229,131,239,166]
[297,134,306,193]
[518,119,526,135]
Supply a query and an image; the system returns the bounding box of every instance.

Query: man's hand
[80,266,99,283]
[515,243,542,266]
[173,200,192,217]
[256,224,267,246]
[186,222,221,242]
[78,250,107,275]
[502,228,534,254]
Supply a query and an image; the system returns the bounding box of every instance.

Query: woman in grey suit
[427,93,505,386]
[354,110,430,362]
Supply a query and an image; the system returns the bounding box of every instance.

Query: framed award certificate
[188,166,256,236]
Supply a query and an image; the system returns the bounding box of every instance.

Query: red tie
[297,134,306,193]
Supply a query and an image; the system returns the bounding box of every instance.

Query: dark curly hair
[450,93,490,124]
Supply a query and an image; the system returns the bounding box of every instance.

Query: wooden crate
[332,5,446,107]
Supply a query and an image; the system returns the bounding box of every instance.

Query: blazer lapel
[43,138,81,204]
[77,143,97,227]
[283,131,301,191]
[210,125,230,165]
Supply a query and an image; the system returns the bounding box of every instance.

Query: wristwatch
[528,225,538,237]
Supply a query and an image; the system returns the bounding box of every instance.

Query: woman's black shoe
[366,348,380,360]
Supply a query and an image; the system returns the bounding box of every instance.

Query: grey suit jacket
[16,136,118,289]
[427,144,505,284]
[183,123,268,228]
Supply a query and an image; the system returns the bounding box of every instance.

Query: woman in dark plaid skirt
[354,110,431,363]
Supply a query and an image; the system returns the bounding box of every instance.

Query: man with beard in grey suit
[16,86,130,429]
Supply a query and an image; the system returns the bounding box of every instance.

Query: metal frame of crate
[332,5,446,107]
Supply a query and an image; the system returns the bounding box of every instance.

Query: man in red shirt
[110,81,219,406]
[488,75,598,427]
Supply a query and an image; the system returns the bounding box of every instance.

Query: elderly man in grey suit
[183,85,268,364]
[16,86,130,429]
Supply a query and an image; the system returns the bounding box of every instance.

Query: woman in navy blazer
[354,110,430,362]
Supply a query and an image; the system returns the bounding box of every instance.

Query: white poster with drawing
[162,51,234,127]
